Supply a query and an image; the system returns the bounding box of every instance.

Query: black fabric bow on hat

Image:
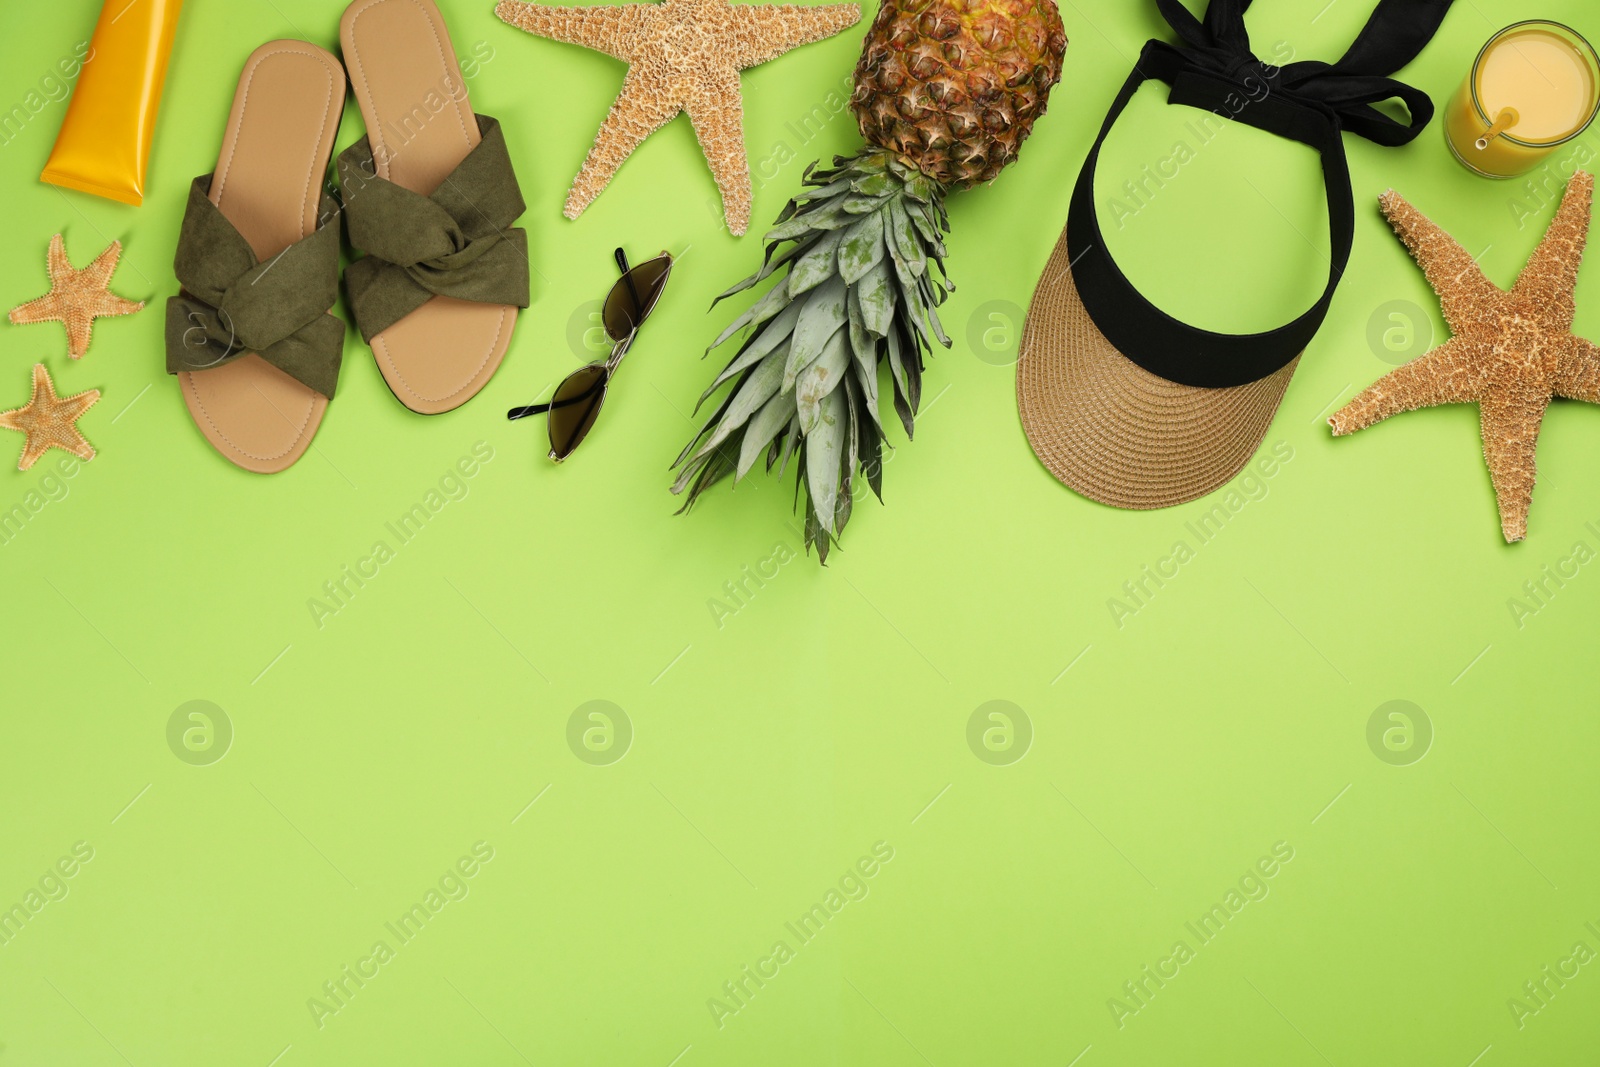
[1060,0,1457,390]
[1153,0,1453,147]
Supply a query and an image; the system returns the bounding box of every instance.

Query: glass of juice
[1445,21,1600,179]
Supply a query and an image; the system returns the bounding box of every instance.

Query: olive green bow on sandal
[337,115,530,349]
[166,176,346,401]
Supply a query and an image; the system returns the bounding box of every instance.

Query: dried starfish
[495,0,859,235]
[9,234,143,359]
[0,363,100,470]
[1330,170,1600,543]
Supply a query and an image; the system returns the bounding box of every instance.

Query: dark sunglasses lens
[602,256,672,341]
[548,364,609,460]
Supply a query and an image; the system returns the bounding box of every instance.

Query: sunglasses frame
[507,248,674,461]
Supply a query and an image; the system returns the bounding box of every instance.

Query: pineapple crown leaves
[670,149,954,563]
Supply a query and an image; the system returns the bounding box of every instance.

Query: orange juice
[1446,22,1600,179]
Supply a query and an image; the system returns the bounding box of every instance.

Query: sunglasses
[507,247,674,461]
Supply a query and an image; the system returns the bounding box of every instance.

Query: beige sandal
[338,0,529,414]
[167,41,347,474]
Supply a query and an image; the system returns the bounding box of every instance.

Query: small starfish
[496,0,859,235]
[1330,170,1600,543]
[0,363,100,471]
[9,234,144,359]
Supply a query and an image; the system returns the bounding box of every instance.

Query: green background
[2,0,1597,1063]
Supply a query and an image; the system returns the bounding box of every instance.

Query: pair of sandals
[165,0,529,473]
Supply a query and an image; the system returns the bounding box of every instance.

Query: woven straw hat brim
[1016,229,1300,510]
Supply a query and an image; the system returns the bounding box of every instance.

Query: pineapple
[672,0,1067,561]
[853,0,1068,188]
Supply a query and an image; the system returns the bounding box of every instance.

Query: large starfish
[495,0,859,235]
[1330,171,1600,543]
[0,364,100,471]
[9,234,143,359]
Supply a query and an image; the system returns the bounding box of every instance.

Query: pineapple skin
[850,0,1068,188]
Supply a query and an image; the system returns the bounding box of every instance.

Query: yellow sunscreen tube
[41,0,185,206]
